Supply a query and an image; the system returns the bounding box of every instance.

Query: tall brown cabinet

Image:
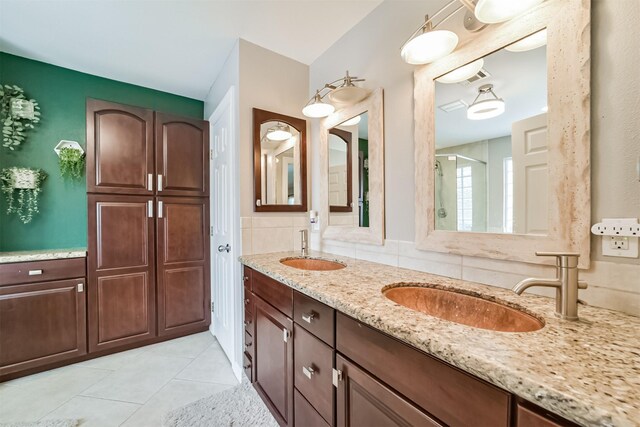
[86,99,210,354]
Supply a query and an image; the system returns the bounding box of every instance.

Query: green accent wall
[359,137,369,228]
[0,52,204,252]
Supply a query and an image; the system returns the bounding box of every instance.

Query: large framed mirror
[414,0,591,267]
[320,88,383,245]
[253,108,307,212]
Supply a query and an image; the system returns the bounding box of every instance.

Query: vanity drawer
[244,290,253,335]
[294,291,335,345]
[243,352,252,383]
[336,313,511,427]
[243,266,252,292]
[251,269,293,317]
[244,330,254,356]
[295,389,330,427]
[0,258,86,286]
[294,324,333,424]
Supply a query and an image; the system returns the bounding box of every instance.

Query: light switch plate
[599,218,639,258]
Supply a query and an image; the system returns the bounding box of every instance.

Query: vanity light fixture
[436,58,485,84]
[303,71,367,118]
[467,84,505,120]
[401,0,544,65]
[505,28,548,52]
[266,122,293,141]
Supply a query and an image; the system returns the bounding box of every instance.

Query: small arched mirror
[253,109,307,212]
[328,128,352,213]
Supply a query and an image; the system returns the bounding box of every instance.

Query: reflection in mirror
[253,108,307,212]
[328,112,369,227]
[434,33,547,235]
[260,121,300,205]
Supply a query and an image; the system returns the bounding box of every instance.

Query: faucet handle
[535,251,580,268]
[578,280,588,290]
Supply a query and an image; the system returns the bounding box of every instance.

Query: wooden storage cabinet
[0,259,87,377]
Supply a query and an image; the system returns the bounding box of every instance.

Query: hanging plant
[0,167,47,224]
[58,147,85,180]
[0,84,41,150]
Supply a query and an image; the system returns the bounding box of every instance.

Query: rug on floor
[163,379,278,427]
[0,420,79,427]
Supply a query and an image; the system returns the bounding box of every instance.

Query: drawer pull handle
[245,342,252,348]
[302,312,316,323]
[28,270,43,276]
[77,283,84,293]
[244,298,250,305]
[243,364,251,370]
[303,365,315,379]
[243,276,249,282]
[244,320,250,327]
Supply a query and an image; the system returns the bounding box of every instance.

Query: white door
[512,113,548,235]
[209,88,237,374]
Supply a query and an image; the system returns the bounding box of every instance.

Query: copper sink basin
[383,286,543,332]
[280,257,346,271]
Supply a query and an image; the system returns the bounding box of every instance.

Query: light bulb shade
[266,124,293,141]
[341,116,361,126]
[401,30,459,65]
[436,59,485,84]
[474,0,544,24]
[328,86,369,104]
[467,98,505,120]
[505,29,547,52]
[302,101,335,118]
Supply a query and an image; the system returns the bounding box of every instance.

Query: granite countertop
[240,251,640,427]
[0,248,87,264]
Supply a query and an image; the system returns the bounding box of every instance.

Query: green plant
[0,167,47,224]
[0,84,41,150]
[59,147,85,180]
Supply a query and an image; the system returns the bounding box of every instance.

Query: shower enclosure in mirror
[328,112,369,227]
[253,109,307,212]
[434,41,547,234]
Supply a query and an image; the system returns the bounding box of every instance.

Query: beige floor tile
[143,331,215,359]
[41,396,139,427]
[121,379,233,427]
[80,354,192,404]
[74,347,148,371]
[175,343,238,385]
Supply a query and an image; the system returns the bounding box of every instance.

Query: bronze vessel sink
[280,257,346,271]
[383,286,543,332]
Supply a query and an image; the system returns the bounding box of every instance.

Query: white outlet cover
[601,218,639,258]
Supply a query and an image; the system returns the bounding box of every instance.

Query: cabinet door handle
[303,365,315,379]
[245,341,252,348]
[157,174,163,192]
[158,201,163,218]
[28,269,43,276]
[77,283,84,293]
[243,364,251,370]
[147,200,153,218]
[244,298,250,305]
[302,312,316,323]
[147,174,153,191]
[283,328,291,342]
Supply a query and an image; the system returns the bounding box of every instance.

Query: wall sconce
[401,0,544,65]
[302,71,367,118]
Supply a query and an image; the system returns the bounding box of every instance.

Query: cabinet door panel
[88,195,156,352]
[336,355,442,427]
[86,99,154,195]
[295,389,331,427]
[253,295,293,427]
[157,197,210,336]
[156,113,209,197]
[0,279,86,376]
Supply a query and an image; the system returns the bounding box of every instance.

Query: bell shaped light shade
[328,86,369,105]
[436,59,485,84]
[467,99,505,120]
[302,92,335,118]
[505,29,547,52]
[266,123,292,141]
[474,0,543,24]
[401,29,459,65]
[341,115,361,126]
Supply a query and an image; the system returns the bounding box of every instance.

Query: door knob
[218,244,231,253]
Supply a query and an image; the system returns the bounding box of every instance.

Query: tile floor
[0,332,239,426]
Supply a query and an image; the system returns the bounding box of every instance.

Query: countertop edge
[0,248,88,264]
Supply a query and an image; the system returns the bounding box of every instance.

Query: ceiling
[0,0,382,100]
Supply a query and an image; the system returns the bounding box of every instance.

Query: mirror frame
[253,108,307,212]
[320,88,385,245]
[414,0,591,268]
[328,128,353,213]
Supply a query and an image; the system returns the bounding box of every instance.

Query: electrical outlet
[598,218,639,258]
[609,236,629,250]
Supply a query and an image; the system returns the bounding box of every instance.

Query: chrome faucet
[300,229,308,257]
[513,252,587,321]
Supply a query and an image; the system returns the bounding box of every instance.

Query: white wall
[308,0,640,316]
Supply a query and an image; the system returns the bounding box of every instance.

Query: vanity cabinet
[0,258,87,377]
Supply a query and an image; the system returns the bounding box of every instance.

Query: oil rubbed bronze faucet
[513,252,588,321]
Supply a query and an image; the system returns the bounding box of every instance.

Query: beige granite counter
[240,251,640,427]
[0,248,87,264]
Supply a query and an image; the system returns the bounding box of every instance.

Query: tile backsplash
[241,216,309,256]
